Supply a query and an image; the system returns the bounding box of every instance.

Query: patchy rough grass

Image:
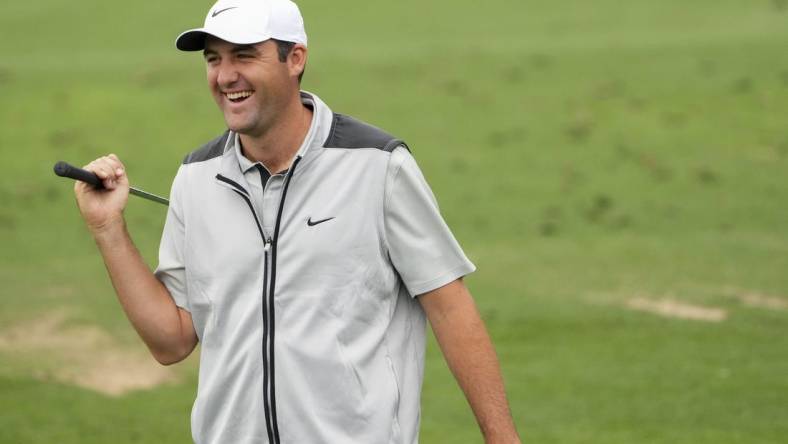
[0,311,179,396]
[1,0,787,442]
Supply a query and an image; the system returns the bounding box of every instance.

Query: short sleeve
[154,165,190,310]
[384,146,476,296]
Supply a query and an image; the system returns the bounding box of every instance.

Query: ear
[287,44,307,79]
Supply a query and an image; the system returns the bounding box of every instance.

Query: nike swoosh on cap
[211,6,238,17]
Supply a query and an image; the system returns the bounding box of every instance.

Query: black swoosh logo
[307,217,335,227]
[211,7,238,17]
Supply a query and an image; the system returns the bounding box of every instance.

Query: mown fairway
[1,1,787,442]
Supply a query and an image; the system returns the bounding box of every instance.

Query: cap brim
[175,29,211,51]
[176,28,275,52]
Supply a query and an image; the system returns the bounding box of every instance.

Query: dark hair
[273,39,305,83]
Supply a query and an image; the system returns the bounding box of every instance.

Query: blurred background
[1,0,787,442]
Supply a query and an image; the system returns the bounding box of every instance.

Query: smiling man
[72,0,520,443]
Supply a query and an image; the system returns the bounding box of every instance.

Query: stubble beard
[222,94,286,138]
[225,109,260,135]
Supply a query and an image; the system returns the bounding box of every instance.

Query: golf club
[53,161,169,206]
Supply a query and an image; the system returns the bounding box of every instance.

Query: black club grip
[53,161,104,189]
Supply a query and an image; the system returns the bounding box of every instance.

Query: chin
[223,116,254,134]
[224,113,270,137]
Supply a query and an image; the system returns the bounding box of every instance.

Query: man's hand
[72,154,197,365]
[74,154,129,233]
[419,279,521,444]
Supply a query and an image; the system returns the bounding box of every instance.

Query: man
[73,0,520,442]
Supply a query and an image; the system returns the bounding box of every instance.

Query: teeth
[226,91,253,100]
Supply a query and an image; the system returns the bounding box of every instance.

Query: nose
[215,60,240,88]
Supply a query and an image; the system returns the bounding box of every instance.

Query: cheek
[206,73,222,102]
[206,68,219,88]
[261,72,290,97]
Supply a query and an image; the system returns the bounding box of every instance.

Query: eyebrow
[231,45,256,53]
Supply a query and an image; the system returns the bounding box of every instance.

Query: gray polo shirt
[233,135,285,235]
[156,91,475,444]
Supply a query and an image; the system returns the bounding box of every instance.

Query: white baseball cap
[175,0,307,51]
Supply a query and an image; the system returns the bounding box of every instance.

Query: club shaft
[129,187,170,206]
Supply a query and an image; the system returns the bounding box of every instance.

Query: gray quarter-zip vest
[156,91,475,443]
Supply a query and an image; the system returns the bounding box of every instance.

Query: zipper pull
[264,238,272,252]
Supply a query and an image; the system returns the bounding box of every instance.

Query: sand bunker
[626,297,727,322]
[0,312,177,396]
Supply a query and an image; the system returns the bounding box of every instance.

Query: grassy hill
[1,0,786,442]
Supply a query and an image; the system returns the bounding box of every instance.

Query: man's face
[203,37,293,137]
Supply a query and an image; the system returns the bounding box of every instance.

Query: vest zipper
[214,174,276,441]
[266,156,301,443]
[215,155,302,444]
[262,238,275,444]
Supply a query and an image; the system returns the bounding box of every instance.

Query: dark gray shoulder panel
[323,113,409,152]
[182,131,231,164]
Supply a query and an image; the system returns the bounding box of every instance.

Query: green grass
[1,0,787,442]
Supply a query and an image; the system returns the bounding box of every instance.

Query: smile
[224,90,254,102]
